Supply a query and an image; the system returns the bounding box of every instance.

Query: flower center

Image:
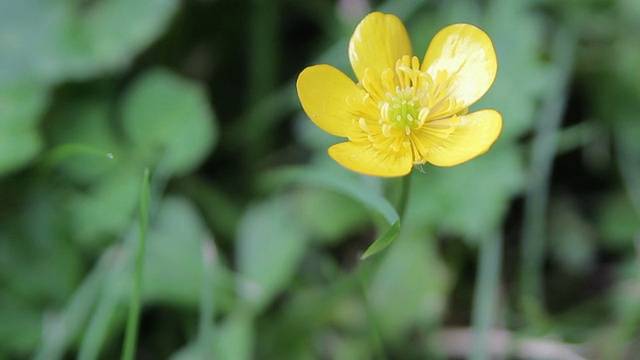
[380,87,427,135]
[368,56,433,138]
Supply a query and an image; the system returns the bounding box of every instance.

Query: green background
[1,0,639,358]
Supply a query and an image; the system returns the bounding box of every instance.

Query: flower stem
[396,173,412,220]
[470,231,503,360]
[121,168,150,360]
[357,261,387,360]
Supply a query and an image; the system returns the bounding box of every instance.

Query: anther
[358,117,369,132]
[382,124,392,137]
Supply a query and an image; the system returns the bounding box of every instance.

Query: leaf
[212,311,254,360]
[0,82,48,176]
[292,187,370,245]
[44,88,121,182]
[259,165,399,225]
[407,146,525,243]
[236,194,309,312]
[143,196,231,308]
[360,220,401,260]
[597,193,640,250]
[121,69,218,176]
[0,0,179,84]
[368,227,449,341]
[66,165,141,247]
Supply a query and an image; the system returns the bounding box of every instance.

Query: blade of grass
[78,248,129,360]
[601,106,640,359]
[121,168,151,360]
[198,239,218,356]
[361,220,401,260]
[519,27,575,325]
[470,231,503,360]
[35,247,117,360]
[38,143,114,171]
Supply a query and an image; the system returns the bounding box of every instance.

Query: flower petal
[296,64,365,137]
[328,141,413,177]
[421,24,497,108]
[349,12,412,82]
[413,109,502,167]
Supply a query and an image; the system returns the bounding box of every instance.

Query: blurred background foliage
[1,0,640,359]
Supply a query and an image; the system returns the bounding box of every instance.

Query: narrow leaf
[360,220,401,260]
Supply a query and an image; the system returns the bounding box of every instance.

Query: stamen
[418,107,430,124]
[358,117,369,132]
[382,124,392,137]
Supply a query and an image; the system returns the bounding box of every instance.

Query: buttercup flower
[296,12,502,177]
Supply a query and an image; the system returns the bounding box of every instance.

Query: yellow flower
[296,12,502,177]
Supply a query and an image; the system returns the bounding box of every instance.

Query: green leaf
[368,228,449,341]
[171,313,255,360]
[0,0,179,84]
[213,311,254,360]
[293,187,370,245]
[360,220,401,260]
[66,165,141,247]
[597,193,640,250]
[407,146,524,243]
[122,69,218,176]
[44,88,120,182]
[0,83,48,176]
[143,197,231,307]
[259,165,399,225]
[236,194,309,312]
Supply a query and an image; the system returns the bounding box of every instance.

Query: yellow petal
[421,24,497,107]
[296,64,365,137]
[328,141,413,177]
[413,109,502,167]
[349,12,412,82]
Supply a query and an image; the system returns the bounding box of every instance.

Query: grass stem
[121,168,151,360]
[470,231,503,360]
[519,28,575,324]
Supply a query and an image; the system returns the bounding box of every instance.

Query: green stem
[121,168,151,360]
[357,262,387,360]
[470,231,503,360]
[396,173,412,220]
